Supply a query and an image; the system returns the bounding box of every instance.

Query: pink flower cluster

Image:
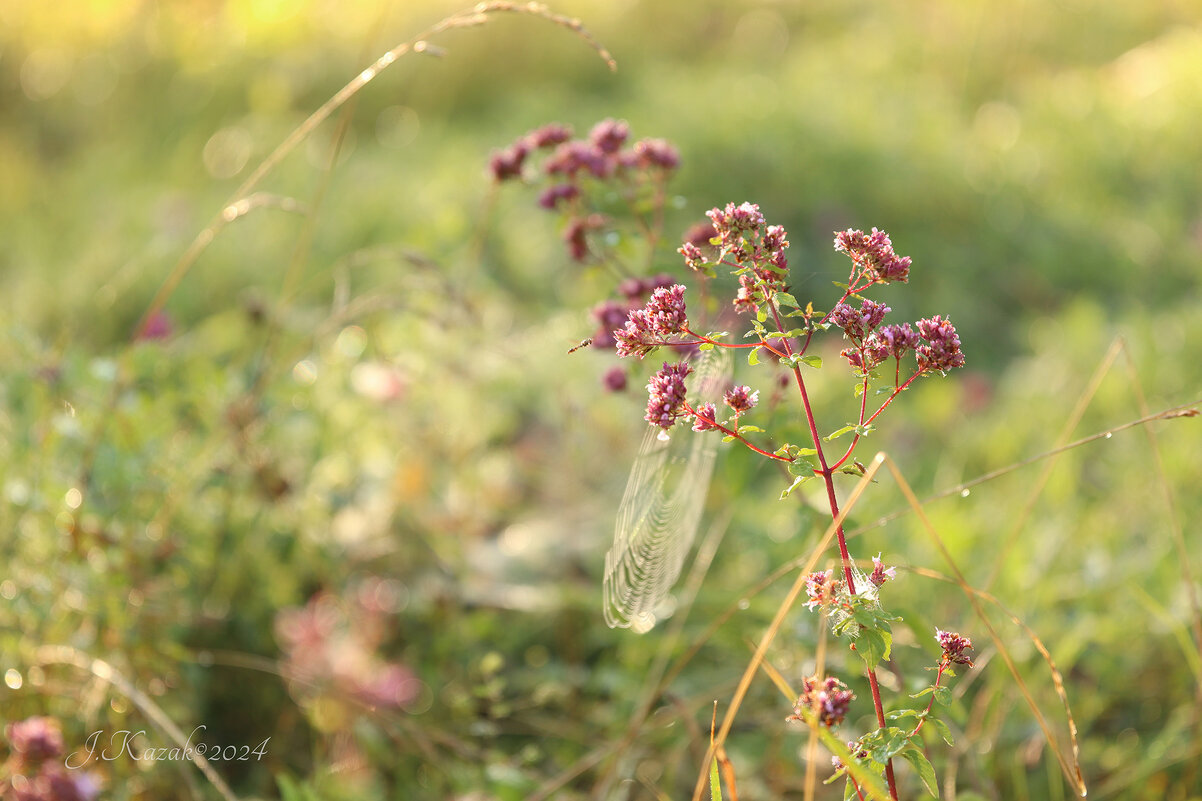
[614,284,690,359]
[2,717,100,801]
[275,580,419,713]
[644,361,692,430]
[833,298,965,375]
[791,675,856,728]
[680,202,790,314]
[935,629,975,667]
[490,119,681,262]
[834,227,911,284]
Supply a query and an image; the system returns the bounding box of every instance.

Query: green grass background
[1,1,1200,799]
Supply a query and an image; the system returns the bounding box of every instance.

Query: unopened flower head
[537,183,580,210]
[589,118,630,154]
[602,366,627,392]
[563,214,605,262]
[691,401,720,432]
[833,227,912,284]
[545,140,610,179]
[632,138,680,170]
[916,315,966,372]
[935,628,975,667]
[723,385,759,414]
[489,141,529,182]
[793,675,856,728]
[644,361,692,430]
[526,122,573,149]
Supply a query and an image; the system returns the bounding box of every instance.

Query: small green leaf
[800,355,823,369]
[788,455,816,477]
[928,716,955,746]
[756,309,767,323]
[933,685,952,707]
[900,745,939,797]
[748,349,760,367]
[722,435,737,443]
[739,425,764,433]
[909,687,936,700]
[855,627,890,669]
[826,424,857,441]
[780,475,810,499]
[775,291,799,309]
[699,342,714,351]
[886,709,922,722]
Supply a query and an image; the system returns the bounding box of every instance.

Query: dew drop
[1104,431,1113,439]
[960,488,971,498]
[738,598,750,610]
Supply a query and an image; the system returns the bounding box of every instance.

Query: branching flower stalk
[618,202,969,799]
[494,127,974,796]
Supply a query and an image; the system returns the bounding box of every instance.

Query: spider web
[603,347,732,632]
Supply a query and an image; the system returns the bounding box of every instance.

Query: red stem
[763,296,901,800]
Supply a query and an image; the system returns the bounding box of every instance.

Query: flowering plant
[496,122,975,799]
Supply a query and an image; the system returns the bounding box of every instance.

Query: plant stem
[767,298,901,800]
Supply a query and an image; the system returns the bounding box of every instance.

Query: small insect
[567,337,593,354]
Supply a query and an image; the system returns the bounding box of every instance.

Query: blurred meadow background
[1,0,1201,799]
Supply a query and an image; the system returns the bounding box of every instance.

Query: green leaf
[886,709,922,722]
[722,435,737,443]
[800,355,823,369]
[748,349,760,366]
[699,342,714,351]
[927,716,955,746]
[780,475,810,500]
[787,455,816,477]
[900,745,939,797]
[856,626,891,669]
[709,755,723,801]
[776,291,799,309]
[826,424,857,441]
[909,686,936,700]
[933,685,952,707]
[739,425,764,433]
[756,309,767,323]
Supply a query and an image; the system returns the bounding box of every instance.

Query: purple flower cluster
[488,122,573,182]
[935,629,975,667]
[835,299,964,376]
[2,717,100,801]
[831,300,891,342]
[834,227,912,284]
[492,119,681,262]
[804,569,843,611]
[644,361,692,430]
[792,675,856,729]
[276,582,420,713]
[614,284,691,359]
[869,554,897,587]
[690,401,720,432]
[723,385,759,415]
[680,202,790,315]
[916,315,966,372]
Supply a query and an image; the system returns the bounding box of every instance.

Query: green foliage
[0,1,1200,799]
